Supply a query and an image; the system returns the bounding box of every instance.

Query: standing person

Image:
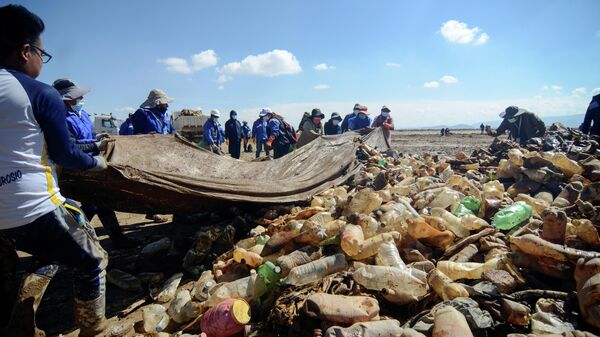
[488,106,546,144]
[203,109,225,154]
[252,109,270,158]
[224,110,242,159]
[341,103,360,133]
[52,78,137,249]
[348,105,372,131]
[0,5,109,336]
[480,123,485,135]
[132,89,174,223]
[119,113,134,135]
[266,111,294,159]
[297,111,310,132]
[371,105,395,145]
[241,121,251,152]
[296,108,325,148]
[324,112,343,135]
[132,89,175,135]
[581,93,600,136]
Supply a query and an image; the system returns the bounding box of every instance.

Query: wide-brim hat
[499,105,528,119]
[331,112,342,121]
[381,105,391,112]
[358,105,370,115]
[140,89,174,109]
[259,108,272,117]
[311,108,325,118]
[52,78,91,100]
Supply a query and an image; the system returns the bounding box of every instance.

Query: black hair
[0,4,45,61]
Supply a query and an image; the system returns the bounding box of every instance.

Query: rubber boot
[4,273,52,337]
[74,294,107,337]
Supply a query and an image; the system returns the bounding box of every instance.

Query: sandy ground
[10,129,499,336]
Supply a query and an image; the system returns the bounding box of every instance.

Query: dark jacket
[225,116,243,142]
[324,119,341,135]
[119,118,134,135]
[496,111,546,144]
[341,113,356,133]
[581,94,600,136]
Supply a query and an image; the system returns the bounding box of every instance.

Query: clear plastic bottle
[205,273,267,307]
[375,241,406,269]
[352,231,400,260]
[428,188,465,211]
[233,247,263,267]
[437,257,503,281]
[341,224,364,256]
[152,273,183,303]
[427,268,469,300]
[142,304,169,333]
[345,188,383,215]
[285,253,348,286]
[508,148,524,167]
[192,270,216,301]
[276,246,322,276]
[167,289,193,324]
[304,293,380,324]
[352,265,428,305]
[324,320,409,337]
[429,208,470,238]
[543,152,583,177]
[460,214,489,230]
[432,305,474,337]
[352,214,379,238]
[492,201,533,230]
[482,180,504,200]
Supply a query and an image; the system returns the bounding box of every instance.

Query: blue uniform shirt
[65,109,96,143]
[203,118,225,145]
[119,118,134,135]
[242,124,251,138]
[348,115,372,130]
[132,107,174,135]
[252,119,268,141]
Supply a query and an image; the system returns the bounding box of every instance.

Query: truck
[172,109,209,143]
[93,113,121,135]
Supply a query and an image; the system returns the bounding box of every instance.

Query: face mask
[232,115,237,120]
[332,120,340,126]
[156,105,168,113]
[358,114,367,119]
[381,112,389,117]
[262,116,269,122]
[213,117,219,123]
[353,110,359,115]
[71,99,85,113]
[313,117,322,124]
[508,118,517,123]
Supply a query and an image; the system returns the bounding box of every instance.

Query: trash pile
[106,126,600,337]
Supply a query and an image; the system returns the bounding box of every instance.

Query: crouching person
[0,4,108,336]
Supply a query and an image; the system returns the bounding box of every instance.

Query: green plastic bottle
[492,201,533,230]
[454,196,481,217]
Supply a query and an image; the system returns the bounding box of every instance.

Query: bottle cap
[231,299,251,324]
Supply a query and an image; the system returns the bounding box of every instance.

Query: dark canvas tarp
[59,128,389,213]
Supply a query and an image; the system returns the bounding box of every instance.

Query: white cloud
[424,81,440,88]
[191,50,218,71]
[216,74,233,84]
[572,87,587,96]
[220,49,301,77]
[543,84,562,94]
[116,106,136,113]
[313,63,335,71]
[385,63,402,68]
[440,75,458,84]
[593,88,600,95]
[217,85,225,90]
[157,57,192,74]
[551,85,562,92]
[440,20,489,45]
[314,84,330,90]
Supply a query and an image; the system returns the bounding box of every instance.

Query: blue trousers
[1,202,107,301]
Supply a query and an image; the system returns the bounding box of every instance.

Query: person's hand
[226,139,229,145]
[95,138,115,152]
[96,133,111,140]
[89,156,108,171]
[252,137,256,144]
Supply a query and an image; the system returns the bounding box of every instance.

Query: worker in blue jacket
[242,121,251,152]
[119,113,134,135]
[266,111,292,159]
[132,88,174,135]
[0,5,108,336]
[252,108,270,158]
[348,105,373,131]
[203,109,225,154]
[224,110,243,159]
[52,78,137,249]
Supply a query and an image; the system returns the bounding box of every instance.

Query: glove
[96,133,111,140]
[95,138,115,152]
[89,156,108,171]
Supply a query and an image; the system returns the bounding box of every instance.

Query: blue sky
[17,0,600,127]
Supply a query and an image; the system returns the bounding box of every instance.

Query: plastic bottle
[428,188,465,212]
[324,320,415,337]
[142,304,169,333]
[432,305,474,337]
[276,246,322,276]
[437,257,503,281]
[430,208,470,238]
[345,188,383,215]
[482,180,504,200]
[460,214,489,230]
[352,265,428,304]
[351,214,379,238]
[205,273,267,307]
[304,293,380,324]
[543,152,584,177]
[447,175,482,200]
[152,273,183,303]
[508,148,524,167]
[427,269,469,300]
[193,270,216,301]
[407,218,455,249]
[167,290,195,324]
[201,298,251,337]
[492,201,533,230]
[285,253,348,286]
[375,241,406,269]
[341,224,364,256]
[352,231,400,260]
[514,193,549,215]
[233,247,263,268]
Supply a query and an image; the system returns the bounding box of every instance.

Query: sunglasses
[30,45,52,64]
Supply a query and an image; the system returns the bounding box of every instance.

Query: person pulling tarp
[203,109,225,155]
[296,108,324,148]
[488,105,546,144]
[581,94,600,136]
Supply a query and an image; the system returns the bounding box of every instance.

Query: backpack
[271,114,298,145]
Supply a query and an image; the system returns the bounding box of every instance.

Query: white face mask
[381,112,389,117]
[508,118,517,123]
[71,99,85,113]
[332,120,340,126]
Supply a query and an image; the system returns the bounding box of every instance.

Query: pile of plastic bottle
[119,133,600,337]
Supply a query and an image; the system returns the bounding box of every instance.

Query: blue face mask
[358,114,367,119]
[71,99,85,113]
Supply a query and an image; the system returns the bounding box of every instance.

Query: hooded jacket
[581,94,600,136]
[132,107,174,135]
[496,111,546,144]
[324,119,342,135]
[224,111,243,142]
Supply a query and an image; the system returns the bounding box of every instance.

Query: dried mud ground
[16,129,497,336]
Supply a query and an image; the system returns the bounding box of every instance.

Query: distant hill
[414,113,585,130]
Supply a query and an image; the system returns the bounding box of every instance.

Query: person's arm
[203,122,215,145]
[132,109,146,134]
[383,117,394,130]
[32,86,97,170]
[494,119,509,136]
[582,103,594,134]
[532,115,546,137]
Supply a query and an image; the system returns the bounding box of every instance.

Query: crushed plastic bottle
[192,270,216,301]
[205,273,267,307]
[427,268,469,300]
[492,201,533,230]
[375,241,406,269]
[276,246,322,276]
[437,258,503,281]
[285,253,348,286]
[304,293,380,324]
[340,224,364,256]
[167,289,197,324]
[352,265,428,304]
[432,305,474,337]
[429,208,470,238]
[428,188,465,211]
[352,231,400,260]
[142,304,169,333]
[345,188,383,215]
[151,273,183,303]
[233,247,263,268]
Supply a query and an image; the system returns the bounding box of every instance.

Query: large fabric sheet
[59,128,389,213]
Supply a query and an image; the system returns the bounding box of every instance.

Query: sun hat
[499,106,527,119]
[140,89,174,108]
[210,109,221,117]
[311,108,325,118]
[259,108,272,117]
[52,78,91,100]
[331,112,342,121]
[381,105,391,112]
